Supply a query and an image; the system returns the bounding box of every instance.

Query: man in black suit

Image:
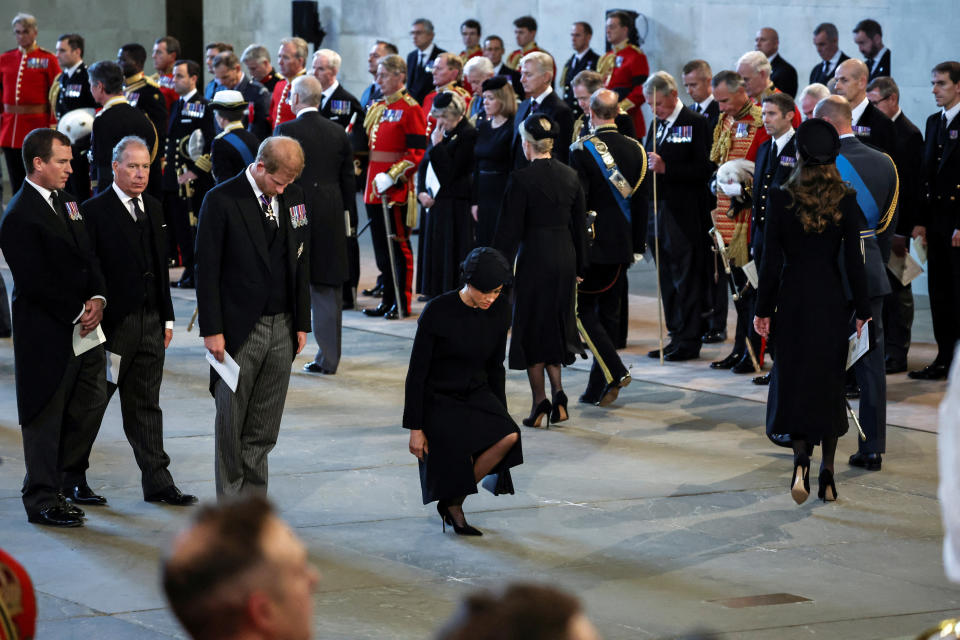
[196,136,311,498]
[312,49,363,130]
[277,76,353,376]
[208,90,261,185]
[406,18,444,104]
[570,89,647,404]
[0,128,108,527]
[88,60,157,195]
[163,59,215,288]
[513,51,574,167]
[809,23,850,86]
[910,61,960,382]
[118,43,167,200]
[817,96,899,471]
[853,19,891,81]
[834,59,896,156]
[560,22,599,117]
[482,35,523,99]
[681,59,724,344]
[81,135,196,506]
[755,27,797,97]
[53,33,97,200]
[868,76,923,374]
[211,51,271,140]
[643,71,715,361]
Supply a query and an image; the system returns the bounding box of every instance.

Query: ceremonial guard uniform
[0,43,59,192]
[269,70,305,130]
[506,42,544,71]
[149,71,179,111]
[164,92,215,287]
[560,49,599,115]
[571,110,636,146]
[90,95,157,194]
[52,61,97,200]
[599,42,649,142]
[210,121,259,184]
[259,68,283,94]
[362,89,427,317]
[421,82,472,136]
[569,123,647,402]
[124,72,167,199]
[709,101,769,372]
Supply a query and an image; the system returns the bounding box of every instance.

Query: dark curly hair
[781,162,854,233]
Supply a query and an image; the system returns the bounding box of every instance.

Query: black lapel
[941,118,960,171]
[25,185,73,243]
[236,179,270,267]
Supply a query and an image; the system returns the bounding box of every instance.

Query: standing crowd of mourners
[0,7,957,534]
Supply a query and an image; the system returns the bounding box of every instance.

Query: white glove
[373,172,394,194]
[719,181,742,197]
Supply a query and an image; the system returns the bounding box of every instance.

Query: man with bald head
[833,58,896,156]
[816,94,899,471]
[196,136,311,497]
[755,27,797,97]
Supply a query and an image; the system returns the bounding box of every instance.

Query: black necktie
[132,197,146,223]
[939,114,949,146]
[865,57,874,73]
[656,118,668,143]
[694,104,702,114]
[822,60,829,76]
[50,190,69,226]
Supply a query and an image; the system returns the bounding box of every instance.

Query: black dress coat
[512,91,575,167]
[853,102,896,156]
[403,290,521,504]
[559,49,600,114]
[769,54,798,97]
[751,134,797,260]
[495,63,524,99]
[275,110,354,286]
[494,158,587,368]
[418,118,478,297]
[90,102,157,195]
[406,46,445,105]
[809,51,850,85]
[321,83,364,132]
[757,189,871,443]
[234,74,273,141]
[867,49,891,81]
[0,184,106,423]
[473,116,514,246]
[891,112,924,235]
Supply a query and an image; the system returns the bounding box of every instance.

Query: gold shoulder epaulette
[628,44,643,54]
[597,52,615,78]
[143,76,159,88]
[403,93,419,106]
[37,46,54,55]
[364,101,387,133]
[48,74,61,106]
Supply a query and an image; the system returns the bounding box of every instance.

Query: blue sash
[223,131,255,166]
[836,155,880,230]
[583,139,631,223]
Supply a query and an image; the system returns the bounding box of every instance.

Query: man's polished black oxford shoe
[28,506,83,527]
[67,483,107,505]
[145,485,198,506]
[908,363,948,380]
[710,351,742,369]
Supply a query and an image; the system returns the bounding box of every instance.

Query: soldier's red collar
[612,40,629,53]
[18,42,38,54]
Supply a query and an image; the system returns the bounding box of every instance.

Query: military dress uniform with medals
[149,71,179,111]
[210,120,259,185]
[259,68,283,94]
[599,41,649,143]
[569,123,647,402]
[0,43,60,193]
[269,70,305,130]
[506,41,546,71]
[559,48,599,115]
[363,89,427,317]
[52,61,97,200]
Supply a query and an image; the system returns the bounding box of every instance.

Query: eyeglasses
[869,95,894,106]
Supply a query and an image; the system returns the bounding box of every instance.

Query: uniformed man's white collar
[774,128,794,155]
[111,181,144,219]
[531,84,553,103]
[492,62,504,74]
[63,61,83,77]
[696,95,714,111]
[322,79,339,99]
[942,101,960,128]
[850,96,869,125]
[573,48,591,63]
[892,108,902,122]
[179,88,197,103]
[296,106,319,117]
[25,178,57,213]
[245,165,275,205]
[827,50,842,66]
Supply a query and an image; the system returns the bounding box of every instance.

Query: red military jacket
[0,44,59,148]
[269,70,306,130]
[506,42,546,71]
[421,82,472,137]
[755,85,802,129]
[363,89,427,206]
[459,46,482,93]
[150,72,179,111]
[600,41,649,138]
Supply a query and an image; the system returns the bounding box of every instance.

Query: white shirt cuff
[164,321,174,330]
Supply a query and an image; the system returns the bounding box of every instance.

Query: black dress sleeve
[840,194,872,321]
[493,174,526,262]
[402,311,436,429]
[756,189,785,318]
[484,309,509,409]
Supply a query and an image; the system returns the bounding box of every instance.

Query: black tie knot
[132,197,146,223]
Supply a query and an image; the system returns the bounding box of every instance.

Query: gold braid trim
[387,160,414,183]
[710,117,731,165]
[597,52,615,80]
[363,101,386,136]
[877,151,899,234]
[632,142,648,195]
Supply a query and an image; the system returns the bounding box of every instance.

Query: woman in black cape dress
[403,247,522,536]
[754,119,872,506]
[494,114,587,429]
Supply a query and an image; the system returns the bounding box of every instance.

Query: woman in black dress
[404,247,522,536]
[418,91,478,299]
[753,119,872,505]
[471,76,516,246]
[494,114,587,428]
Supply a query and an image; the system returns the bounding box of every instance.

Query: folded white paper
[206,350,240,392]
[741,260,759,289]
[846,320,871,370]
[105,350,121,384]
[886,250,924,286]
[912,236,927,265]
[425,161,440,198]
[73,324,106,356]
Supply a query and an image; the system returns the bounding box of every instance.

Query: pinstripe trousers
[310,283,342,372]
[103,308,174,496]
[214,313,293,498]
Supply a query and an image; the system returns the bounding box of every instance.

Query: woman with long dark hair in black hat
[494,113,588,428]
[754,118,872,505]
[403,247,522,536]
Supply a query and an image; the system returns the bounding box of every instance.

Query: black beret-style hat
[480,76,508,93]
[520,113,558,141]
[461,247,513,292]
[796,118,841,166]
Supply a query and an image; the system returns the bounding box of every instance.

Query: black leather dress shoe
[752,372,771,385]
[647,343,677,359]
[710,352,742,369]
[598,374,631,407]
[701,330,727,344]
[579,388,602,404]
[361,285,383,297]
[664,347,699,361]
[28,506,83,527]
[67,483,107,505]
[362,303,390,317]
[884,359,907,374]
[844,382,861,399]
[731,353,758,374]
[303,362,334,374]
[849,451,882,471]
[908,363,949,380]
[57,495,85,518]
[145,486,198,506]
[384,305,400,320]
[177,278,195,289]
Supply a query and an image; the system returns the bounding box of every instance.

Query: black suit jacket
[809,51,850,85]
[560,49,600,113]
[569,124,648,261]
[853,101,896,157]
[195,173,311,371]
[920,111,960,231]
[321,84,364,131]
[54,63,97,118]
[210,126,260,184]
[235,74,272,141]
[643,106,715,237]
[769,54,798,97]
[81,188,174,345]
[0,184,106,423]
[406,46,445,104]
[751,134,797,255]
[867,49,891,81]
[891,112,923,234]
[512,91,575,167]
[91,102,157,195]
[275,111,353,286]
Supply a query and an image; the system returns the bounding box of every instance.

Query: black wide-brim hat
[796,118,840,166]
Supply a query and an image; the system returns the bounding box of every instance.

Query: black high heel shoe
[550,391,568,423]
[791,452,810,505]
[437,501,482,536]
[522,399,552,428]
[817,468,837,502]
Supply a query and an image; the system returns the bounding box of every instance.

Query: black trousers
[366,201,412,312]
[164,190,196,281]
[23,345,107,515]
[3,147,26,196]
[647,202,703,351]
[926,228,960,366]
[731,265,761,357]
[578,263,629,395]
[703,240,729,335]
[852,297,887,454]
[882,271,913,364]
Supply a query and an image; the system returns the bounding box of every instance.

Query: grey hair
[314,48,341,73]
[711,70,745,92]
[378,54,407,77]
[737,50,771,76]
[429,91,466,120]
[112,135,149,163]
[643,70,678,96]
[518,117,554,154]
[291,75,323,107]
[11,12,37,30]
[240,44,269,64]
[799,83,831,103]
[520,51,553,77]
[279,37,309,61]
[464,55,494,76]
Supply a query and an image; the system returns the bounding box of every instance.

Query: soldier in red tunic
[599,11,649,140]
[362,54,427,319]
[506,16,550,71]
[269,37,307,130]
[150,36,180,111]
[737,50,802,128]
[0,13,60,193]
[420,53,472,137]
[459,19,483,93]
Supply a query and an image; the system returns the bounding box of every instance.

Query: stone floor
[0,233,956,639]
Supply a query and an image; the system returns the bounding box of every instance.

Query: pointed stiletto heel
[791,452,810,505]
[550,391,568,423]
[522,399,552,428]
[437,501,483,536]
[817,468,837,502]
